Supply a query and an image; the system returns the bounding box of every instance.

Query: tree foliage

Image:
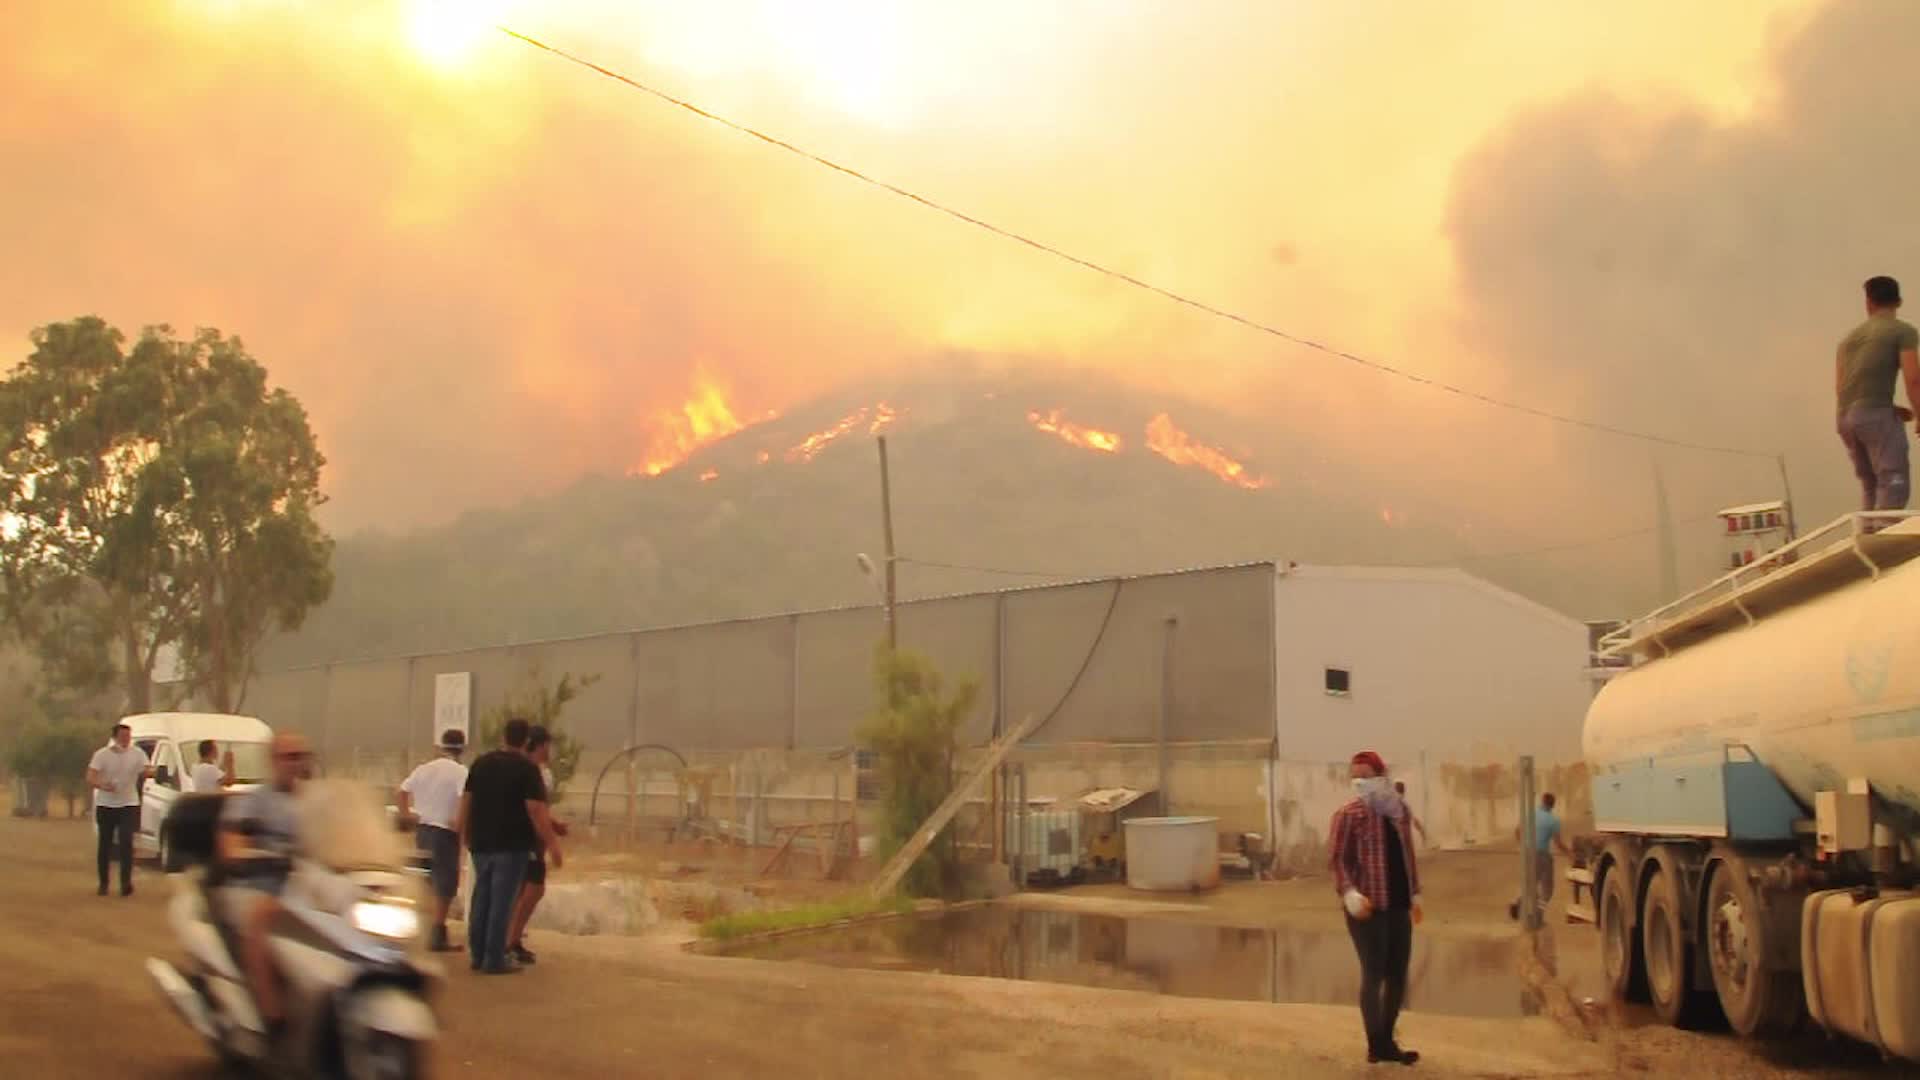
[476,668,597,802]
[5,723,98,817]
[0,317,332,713]
[857,646,979,899]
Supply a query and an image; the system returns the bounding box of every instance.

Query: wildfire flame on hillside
[1026,408,1123,453]
[786,402,901,462]
[1145,413,1268,490]
[633,379,771,477]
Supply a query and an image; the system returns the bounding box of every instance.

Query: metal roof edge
[235,559,1284,679]
[1278,563,1587,633]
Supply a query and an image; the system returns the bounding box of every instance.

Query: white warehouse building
[228,560,1596,872]
[1258,565,1593,866]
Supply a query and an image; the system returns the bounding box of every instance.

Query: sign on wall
[433,673,472,741]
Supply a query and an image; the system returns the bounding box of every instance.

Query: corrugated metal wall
[212,563,1279,764]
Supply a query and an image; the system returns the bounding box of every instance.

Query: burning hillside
[1026,408,1123,453]
[1145,413,1269,490]
[267,369,1483,669]
[629,374,1273,495]
[1025,407,1267,490]
[631,377,773,477]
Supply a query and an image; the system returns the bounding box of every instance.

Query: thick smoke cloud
[1446,0,1920,561]
[0,0,1820,607]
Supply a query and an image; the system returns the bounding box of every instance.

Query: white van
[123,712,275,864]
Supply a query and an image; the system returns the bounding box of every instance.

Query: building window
[1324,667,1351,697]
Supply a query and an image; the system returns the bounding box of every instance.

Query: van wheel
[1642,864,1713,1028]
[1600,861,1647,1002]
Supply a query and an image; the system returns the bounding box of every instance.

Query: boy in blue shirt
[1509,792,1572,920]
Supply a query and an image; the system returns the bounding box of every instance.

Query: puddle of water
[723,906,1537,1018]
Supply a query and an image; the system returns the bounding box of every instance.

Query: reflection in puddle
[724,906,1536,1018]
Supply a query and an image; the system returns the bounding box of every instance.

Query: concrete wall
[1006,741,1273,836]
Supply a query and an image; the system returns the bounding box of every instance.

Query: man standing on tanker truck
[1836,275,1920,511]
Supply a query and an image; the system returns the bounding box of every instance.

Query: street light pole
[877,435,898,652]
[1777,453,1799,542]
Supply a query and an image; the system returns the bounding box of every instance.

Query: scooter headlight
[350,899,420,941]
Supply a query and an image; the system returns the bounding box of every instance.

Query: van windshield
[202,741,271,784]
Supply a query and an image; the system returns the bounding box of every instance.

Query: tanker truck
[1571,511,1920,1061]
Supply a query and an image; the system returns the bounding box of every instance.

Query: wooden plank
[869,713,1041,898]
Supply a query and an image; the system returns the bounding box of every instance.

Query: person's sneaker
[429,926,462,953]
[97,883,108,897]
[510,944,537,965]
[1384,1045,1420,1066]
[120,883,135,898]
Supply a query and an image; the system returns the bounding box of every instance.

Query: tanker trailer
[1573,512,1920,1060]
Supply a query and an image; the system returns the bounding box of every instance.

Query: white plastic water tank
[1122,816,1221,891]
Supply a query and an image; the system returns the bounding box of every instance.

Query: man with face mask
[1328,749,1421,1066]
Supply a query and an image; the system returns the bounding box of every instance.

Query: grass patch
[698,894,915,941]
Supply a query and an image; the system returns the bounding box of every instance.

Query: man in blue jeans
[455,718,563,974]
[1836,275,1920,513]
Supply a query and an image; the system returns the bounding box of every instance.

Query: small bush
[857,647,979,899]
[698,894,914,941]
[5,724,98,816]
[476,668,595,801]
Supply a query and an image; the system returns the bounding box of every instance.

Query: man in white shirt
[398,728,469,951]
[188,739,233,793]
[86,723,150,897]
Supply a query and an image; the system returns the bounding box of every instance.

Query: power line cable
[901,507,1728,579]
[499,26,1779,461]
[896,555,1090,579]
[1420,510,1727,565]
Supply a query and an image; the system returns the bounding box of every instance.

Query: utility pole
[877,435,898,652]
[1777,453,1799,542]
[1653,460,1679,603]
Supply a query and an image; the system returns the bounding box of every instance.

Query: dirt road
[0,815,1890,1079]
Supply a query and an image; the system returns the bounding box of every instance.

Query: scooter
[145,784,440,1078]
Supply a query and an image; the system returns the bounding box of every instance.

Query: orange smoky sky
[1,0,1821,536]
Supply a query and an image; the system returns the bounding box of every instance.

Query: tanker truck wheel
[1704,858,1803,1037]
[1600,859,1647,1002]
[1641,863,1713,1027]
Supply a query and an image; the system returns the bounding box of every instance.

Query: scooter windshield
[298,779,407,870]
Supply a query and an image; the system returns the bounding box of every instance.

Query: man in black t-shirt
[454,718,564,974]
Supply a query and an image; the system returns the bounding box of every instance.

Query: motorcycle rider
[215,731,312,1039]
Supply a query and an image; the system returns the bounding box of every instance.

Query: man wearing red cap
[1328,749,1422,1066]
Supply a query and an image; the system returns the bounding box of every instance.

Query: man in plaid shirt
[1329,749,1422,1066]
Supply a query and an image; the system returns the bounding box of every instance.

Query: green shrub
[476,669,595,802]
[857,647,979,899]
[5,724,98,816]
[699,894,914,941]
